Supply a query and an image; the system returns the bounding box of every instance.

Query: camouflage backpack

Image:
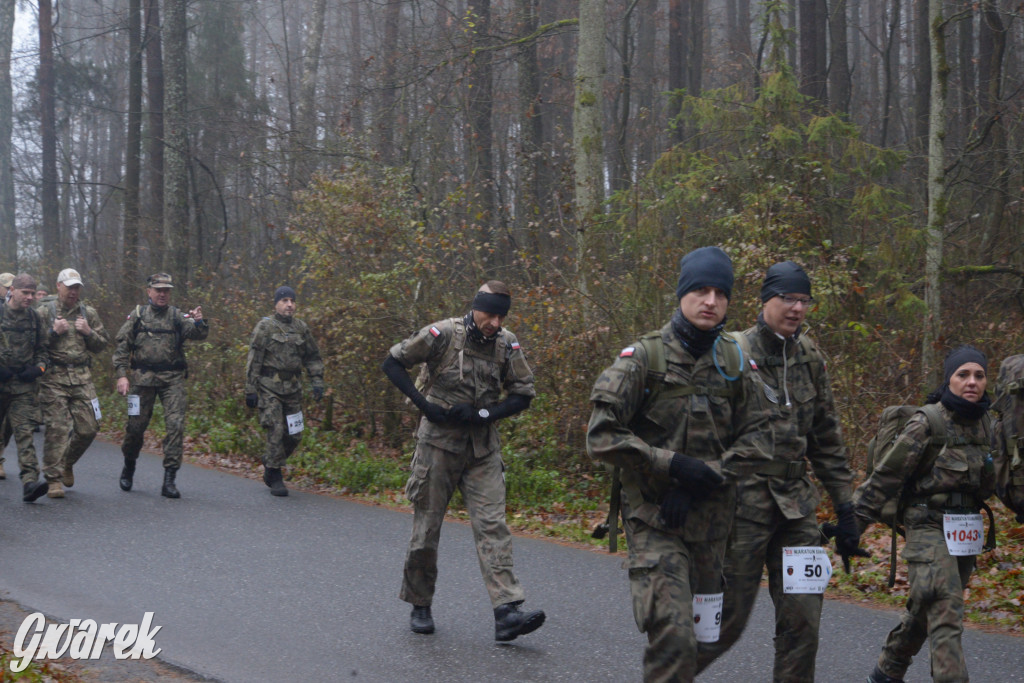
[994,355,1024,518]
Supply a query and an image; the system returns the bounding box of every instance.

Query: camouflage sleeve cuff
[651,447,675,476]
[828,486,854,507]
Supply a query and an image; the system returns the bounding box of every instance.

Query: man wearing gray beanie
[697,260,864,681]
[244,285,324,497]
[587,246,775,682]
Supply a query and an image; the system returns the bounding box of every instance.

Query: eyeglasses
[778,294,814,307]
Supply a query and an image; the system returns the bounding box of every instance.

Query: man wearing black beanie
[244,285,324,497]
[587,246,774,682]
[697,260,864,681]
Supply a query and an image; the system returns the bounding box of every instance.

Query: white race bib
[692,593,723,643]
[943,514,985,556]
[91,397,102,421]
[286,411,305,435]
[126,394,140,417]
[782,547,832,594]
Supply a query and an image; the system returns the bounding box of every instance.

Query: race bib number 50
[782,547,832,594]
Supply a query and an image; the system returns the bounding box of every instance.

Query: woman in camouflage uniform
[855,346,1019,683]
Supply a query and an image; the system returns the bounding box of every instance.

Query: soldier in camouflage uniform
[381,281,546,641]
[0,271,13,479]
[586,247,774,683]
[113,273,208,498]
[37,269,109,498]
[0,274,50,502]
[244,285,324,497]
[855,346,1022,683]
[696,262,864,682]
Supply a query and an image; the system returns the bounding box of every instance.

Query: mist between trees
[1,0,1024,471]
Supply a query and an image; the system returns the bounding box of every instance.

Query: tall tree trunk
[145,0,164,269]
[668,0,688,143]
[799,0,828,104]
[957,6,974,146]
[293,0,327,186]
[465,0,495,250]
[923,0,948,385]
[0,0,14,266]
[39,0,60,272]
[124,0,143,297]
[163,0,190,281]
[913,0,931,150]
[978,0,1006,258]
[515,0,547,263]
[829,0,851,113]
[574,0,605,306]
[378,0,401,164]
[611,1,635,194]
[880,0,901,147]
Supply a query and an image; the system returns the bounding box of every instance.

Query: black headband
[472,291,511,316]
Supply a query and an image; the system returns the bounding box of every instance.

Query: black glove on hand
[659,487,692,529]
[312,386,324,402]
[245,393,258,409]
[417,400,449,424]
[16,366,43,382]
[825,503,871,573]
[448,403,476,424]
[669,453,725,494]
[0,367,12,382]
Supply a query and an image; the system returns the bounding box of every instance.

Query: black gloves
[16,366,44,382]
[822,502,871,573]
[659,488,692,529]
[245,393,258,409]
[0,367,11,382]
[449,403,485,424]
[669,453,725,494]
[450,395,533,425]
[312,386,324,402]
[418,400,450,424]
[381,355,449,424]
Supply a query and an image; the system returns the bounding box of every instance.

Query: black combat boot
[22,480,49,502]
[119,458,136,491]
[410,605,435,634]
[263,467,288,497]
[867,666,905,683]
[494,601,545,642]
[161,467,181,498]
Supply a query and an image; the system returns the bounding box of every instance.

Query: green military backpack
[994,355,1024,518]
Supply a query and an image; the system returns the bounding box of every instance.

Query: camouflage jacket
[388,317,535,454]
[854,404,998,526]
[112,303,209,386]
[586,321,774,543]
[244,313,324,397]
[38,298,108,386]
[733,319,853,521]
[0,303,49,395]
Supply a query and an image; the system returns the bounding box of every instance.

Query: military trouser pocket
[626,552,661,633]
[405,453,431,505]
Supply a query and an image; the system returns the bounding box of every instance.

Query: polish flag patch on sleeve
[429,326,441,337]
[511,342,521,350]
[620,346,636,358]
[748,359,759,371]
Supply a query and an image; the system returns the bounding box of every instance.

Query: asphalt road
[1,436,1022,682]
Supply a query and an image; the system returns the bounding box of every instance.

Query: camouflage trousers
[121,382,187,469]
[876,511,975,683]
[622,515,727,683]
[257,387,302,468]
[399,439,524,609]
[697,508,824,682]
[0,390,45,484]
[38,381,99,478]
[1,414,10,463]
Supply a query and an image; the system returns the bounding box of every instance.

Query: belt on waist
[908,491,979,511]
[51,358,92,368]
[754,459,807,479]
[260,368,298,381]
[131,361,187,372]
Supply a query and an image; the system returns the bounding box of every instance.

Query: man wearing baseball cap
[0,273,50,501]
[112,272,208,498]
[37,269,109,497]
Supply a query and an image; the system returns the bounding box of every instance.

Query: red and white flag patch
[748,359,759,371]
[511,342,521,350]
[620,346,636,358]
[429,326,441,337]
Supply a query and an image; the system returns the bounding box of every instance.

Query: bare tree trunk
[465,0,495,248]
[923,0,948,385]
[913,0,931,150]
[880,0,901,147]
[39,0,60,272]
[124,0,143,297]
[611,1,635,194]
[0,0,14,266]
[515,0,547,262]
[799,0,828,104]
[163,0,190,281]
[378,0,401,164]
[294,0,327,186]
[574,0,605,306]
[957,5,975,146]
[668,0,688,143]
[978,0,1006,258]
[145,0,164,269]
[829,0,852,113]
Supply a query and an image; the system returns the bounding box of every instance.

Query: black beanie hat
[760,261,812,302]
[943,345,988,384]
[275,286,297,304]
[675,246,733,300]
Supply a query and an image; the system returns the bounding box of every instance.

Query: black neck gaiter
[464,312,499,344]
[671,308,725,358]
[939,386,991,421]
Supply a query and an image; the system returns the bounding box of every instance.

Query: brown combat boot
[47,481,65,498]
